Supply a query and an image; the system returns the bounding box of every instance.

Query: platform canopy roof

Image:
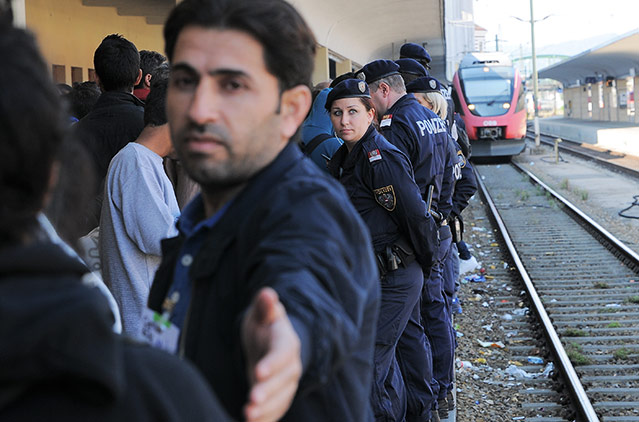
[81,0,446,79]
[289,0,445,75]
[538,30,639,86]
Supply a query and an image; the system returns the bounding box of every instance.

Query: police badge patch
[368,149,382,162]
[457,149,467,168]
[380,114,392,127]
[358,81,366,93]
[373,185,396,211]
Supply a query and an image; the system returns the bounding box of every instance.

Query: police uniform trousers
[372,259,433,422]
[443,241,460,396]
[421,225,455,402]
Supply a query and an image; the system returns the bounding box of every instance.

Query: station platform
[535,117,639,157]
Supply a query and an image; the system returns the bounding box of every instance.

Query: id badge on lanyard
[136,292,181,354]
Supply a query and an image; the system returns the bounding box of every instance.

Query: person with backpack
[300,87,343,171]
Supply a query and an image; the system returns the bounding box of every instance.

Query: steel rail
[474,165,600,422]
[525,131,639,180]
[511,161,639,268]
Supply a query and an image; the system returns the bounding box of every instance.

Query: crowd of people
[0,0,479,421]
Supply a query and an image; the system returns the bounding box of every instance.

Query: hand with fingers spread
[242,287,302,422]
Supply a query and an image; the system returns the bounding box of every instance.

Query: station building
[540,30,639,124]
[537,30,639,155]
[10,0,474,87]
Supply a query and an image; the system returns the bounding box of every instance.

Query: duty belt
[375,237,416,277]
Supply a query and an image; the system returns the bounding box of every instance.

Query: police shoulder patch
[368,149,382,162]
[373,185,396,211]
[380,114,393,127]
[457,149,467,168]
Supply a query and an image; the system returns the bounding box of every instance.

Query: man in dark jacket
[146,1,380,421]
[0,21,230,422]
[73,34,146,233]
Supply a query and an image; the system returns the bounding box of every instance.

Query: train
[451,52,527,158]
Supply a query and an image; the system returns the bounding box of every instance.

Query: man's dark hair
[144,64,170,127]
[0,0,12,25]
[311,81,330,105]
[93,34,140,92]
[68,81,101,120]
[0,24,65,246]
[136,50,166,89]
[164,0,316,91]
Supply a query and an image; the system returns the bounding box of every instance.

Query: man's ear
[144,72,153,89]
[279,85,311,140]
[134,69,143,86]
[380,82,391,98]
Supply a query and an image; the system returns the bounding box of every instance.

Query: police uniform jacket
[379,94,449,213]
[328,125,438,271]
[148,142,380,422]
[439,136,463,220]
[451,157,477,219]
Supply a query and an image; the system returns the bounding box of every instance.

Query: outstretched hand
[242,287,302,422]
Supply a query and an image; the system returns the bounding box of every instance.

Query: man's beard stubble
[173,122,255,192]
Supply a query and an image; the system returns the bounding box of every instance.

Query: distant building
[539,30,639,123]
[444,0,475,81]
[474,24,487,52]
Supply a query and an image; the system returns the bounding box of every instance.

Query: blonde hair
[417,91,448,120]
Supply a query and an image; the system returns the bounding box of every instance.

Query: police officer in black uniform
[326,79,438,422]
[395,58,429,84]
[407,76,463,419]
[399,42,455,131]
[356,60,450,421]
[399,42,432,70]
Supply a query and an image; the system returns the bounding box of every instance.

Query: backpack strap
[301,133,333,156]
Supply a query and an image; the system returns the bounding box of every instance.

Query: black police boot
[437,397,449,419]
[446,390,456,411]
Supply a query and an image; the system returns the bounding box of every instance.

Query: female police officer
[326,79,440,422]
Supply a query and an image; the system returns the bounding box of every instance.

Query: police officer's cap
[395,58,429,77]
[325,79,371,111]
[356,60,400,85]
[399,42,432,64]
[406,76,444,94]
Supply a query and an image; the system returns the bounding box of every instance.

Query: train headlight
[468,104,476,111]
[502,102,511,109]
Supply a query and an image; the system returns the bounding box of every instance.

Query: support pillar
[312,46,329,86]
[10,0,26,28]
[335,59,352,79]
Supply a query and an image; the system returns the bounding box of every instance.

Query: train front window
[460,66,514,116]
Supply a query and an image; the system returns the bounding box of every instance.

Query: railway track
[474,162,639,422]
[524,130,639,179]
